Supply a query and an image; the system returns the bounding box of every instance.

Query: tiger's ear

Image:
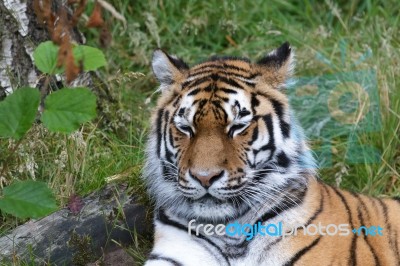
[257,42,294,83]
[152,49,189,87]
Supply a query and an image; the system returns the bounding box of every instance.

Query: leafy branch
[0,1,108,220]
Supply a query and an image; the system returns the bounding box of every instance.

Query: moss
[68,231,95,266]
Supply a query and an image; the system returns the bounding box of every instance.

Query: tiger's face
[145,43,314,223]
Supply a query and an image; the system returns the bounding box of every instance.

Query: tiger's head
[144,43,316,223]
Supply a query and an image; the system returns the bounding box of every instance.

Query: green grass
[1,0,399,264]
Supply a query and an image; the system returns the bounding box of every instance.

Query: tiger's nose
[189,169,225,188]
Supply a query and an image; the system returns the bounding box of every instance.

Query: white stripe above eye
[235,76,256,84]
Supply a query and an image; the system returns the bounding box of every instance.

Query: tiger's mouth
[187,192,249,223]
[187,193,224,204]
[195,193,223,203]
[189,192,242,206]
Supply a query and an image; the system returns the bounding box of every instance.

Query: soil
[87,247,137,266]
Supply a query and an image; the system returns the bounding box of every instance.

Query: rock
[0,184,151,265]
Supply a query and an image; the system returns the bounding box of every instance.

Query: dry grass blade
[97,0,127,29]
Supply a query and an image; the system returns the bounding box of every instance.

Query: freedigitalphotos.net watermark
[188,219,384,241]
[288,40,381,168]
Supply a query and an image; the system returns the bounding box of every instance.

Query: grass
[0,0,399,264]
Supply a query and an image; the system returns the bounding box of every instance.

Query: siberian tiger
[143,42,400,266]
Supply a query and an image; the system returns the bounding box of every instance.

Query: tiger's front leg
[145,220,222,266]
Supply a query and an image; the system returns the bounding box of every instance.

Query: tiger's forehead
[181,58,259,91]
[178,91,253,127]
[175,58,258,122]
[189,58,253,73]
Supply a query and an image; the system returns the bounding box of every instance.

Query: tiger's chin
[178,195,249,224]
[191,201,235,223]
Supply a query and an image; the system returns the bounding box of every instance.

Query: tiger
[142,42,400,266]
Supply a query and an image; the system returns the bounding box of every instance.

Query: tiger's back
[143,43,400,266]
[265,179,400,265]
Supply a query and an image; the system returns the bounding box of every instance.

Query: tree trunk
[0,0,88,94]
[0,0,42,99]
[0,0,114,105]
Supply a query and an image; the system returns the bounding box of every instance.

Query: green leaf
[41,87,97,133]
[0,180,57,219]
[73,45,106,71]
[33,41,63,74]
[0,88,40,140]
[33,42,106,74]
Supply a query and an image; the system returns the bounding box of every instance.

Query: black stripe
[353,194,380,265]
[177,108,185,117]
[270,99,284,118]
[282,237,321,266]
[224,186,307,257]
[163,111,174,163]
[222,62,249,72]
[217,72,256,87]
[204,84,214,92]
[194,62,248,71]
[257,186,307,224]
[220,71,258,81]
[253,115,275,161]
[187,88,201,96]
[207,56,250,63]
[262,114,275,150]
[276,152,291,168]
[148,253,183,266]
[304,187,324,226]
[353,193,370,222]
[262,237,283,254]
[221,183,246,191]
[376,199,400,262]
[156,109,164,158]
[161,162,175,181]
[239,109,251,118]
[251,93,260,113]
[220,88,238,94]
[270,99,290,138]
[218,76,243,89]
[228,124,246,138]
[370,197,379,215]
[331,188,356,266]
[198,99,207,109]
[248,124,259,146]
[394,230,400,262]
[211,73,219,81]
[169,128,175,149]
[156,210,230,265]
[258,91,290,138]
[188,69,214,78]
[172,94,182,107]
[212,106,224,122]
[189,68,257,82]
[280,121,290,138]
[182,76,209,90]
[211,100,228,121]
[225,191,303,258]
[214,94,230,103]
